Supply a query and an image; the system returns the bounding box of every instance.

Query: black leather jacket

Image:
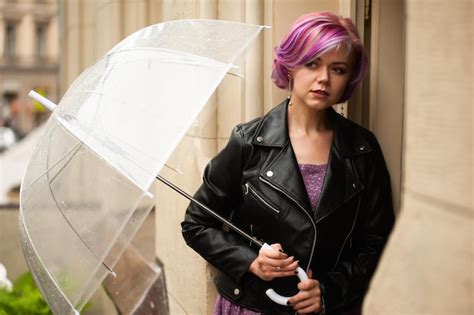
[182,100,395,314]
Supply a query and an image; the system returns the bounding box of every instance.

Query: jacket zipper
[331,195,361,270]
[244,182,280,214]
[259,176,317,273]
[331,158,363,270]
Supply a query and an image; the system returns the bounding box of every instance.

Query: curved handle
[261,243,308,306]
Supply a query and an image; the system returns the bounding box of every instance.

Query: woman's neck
[287,102,331,136]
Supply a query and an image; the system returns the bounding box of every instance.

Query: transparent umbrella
[19,19,265,314]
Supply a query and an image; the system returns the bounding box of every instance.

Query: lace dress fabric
[298,163,328,211]
[214,295,261,315]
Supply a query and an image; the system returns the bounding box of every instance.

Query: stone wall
[363,0,473,314]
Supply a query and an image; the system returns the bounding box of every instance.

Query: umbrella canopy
[19,19,264,314]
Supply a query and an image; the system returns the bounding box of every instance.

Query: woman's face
[290,47,351,110]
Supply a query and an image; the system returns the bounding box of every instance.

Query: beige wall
[369,0,404,213]
[364,0,473,314]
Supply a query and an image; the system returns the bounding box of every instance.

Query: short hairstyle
[272,11,368,103]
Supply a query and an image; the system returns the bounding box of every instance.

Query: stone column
[153,3,220,314]
[17,11,35,65]
[0,14,4,57]
[46,15,59,63]
[363,0,473,314]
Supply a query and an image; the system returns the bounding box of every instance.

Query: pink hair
[272,11,368,103]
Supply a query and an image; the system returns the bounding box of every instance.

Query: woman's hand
[248,243,299,281]
[288,270,323,314]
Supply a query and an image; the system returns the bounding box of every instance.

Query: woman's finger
[260,247,287,259]
[297,279,317,291]
[260,260,301,279]
[289,289,311,305]
[259,255,294,269]
[282,259,299,270]
[295,302,321,314]
[270,243,283,252]
[268,259,299,273]
[252,244,304,281]
[293,296,318,312]
[288,279,320,304]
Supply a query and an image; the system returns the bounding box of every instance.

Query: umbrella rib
[163,163,183,174]
[106,46,236,69]
[45,142,116,276]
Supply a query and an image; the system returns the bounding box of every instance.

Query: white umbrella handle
[261,243,308,305]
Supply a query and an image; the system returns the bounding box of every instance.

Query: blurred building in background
[0,0,59,311]
[0,0,471,314]
[0,0,58,140]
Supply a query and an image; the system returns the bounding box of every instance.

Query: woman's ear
[287,73,293,90]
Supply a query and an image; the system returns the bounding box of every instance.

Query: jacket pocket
[244,182,281,216]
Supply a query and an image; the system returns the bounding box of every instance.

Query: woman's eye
[305,61,318,68]
[332,67,348,75]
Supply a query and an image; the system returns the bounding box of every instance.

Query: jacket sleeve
[320,133,395,312]
[181,125,258,282]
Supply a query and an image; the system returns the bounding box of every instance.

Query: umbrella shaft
[155,174,263,248]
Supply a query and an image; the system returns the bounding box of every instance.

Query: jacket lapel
[252,100,311,213]
[251,101,371,221]
[313,142,363,223]
[313,109,370,223]
[251,100,312,212]
[261,141,313,212]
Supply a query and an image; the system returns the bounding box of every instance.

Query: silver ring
[275,266,281,272]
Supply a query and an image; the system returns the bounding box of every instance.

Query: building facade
[0,0,58,137]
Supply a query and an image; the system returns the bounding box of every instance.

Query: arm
[181,126,257,282]
[320,135,395,312]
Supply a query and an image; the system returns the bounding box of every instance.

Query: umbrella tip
[28,90,57,112]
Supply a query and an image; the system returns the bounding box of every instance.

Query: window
[5,23,16,59]
[36,24,46,59]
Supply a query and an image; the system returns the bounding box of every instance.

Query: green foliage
[0,272,52,315]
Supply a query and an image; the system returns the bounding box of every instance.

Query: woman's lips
[310,90,329,98]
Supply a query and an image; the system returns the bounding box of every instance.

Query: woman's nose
[316,67,329,84]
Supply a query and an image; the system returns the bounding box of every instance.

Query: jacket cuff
[233,248,258,281]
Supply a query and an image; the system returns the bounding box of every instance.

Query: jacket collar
[251,100,289,147]
[253,100,371,221]
[252,99,372,156]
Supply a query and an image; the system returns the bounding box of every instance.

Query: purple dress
[213,163,328,315]
[298,163,328,211]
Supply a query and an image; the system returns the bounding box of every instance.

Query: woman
[182,11,394,315]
